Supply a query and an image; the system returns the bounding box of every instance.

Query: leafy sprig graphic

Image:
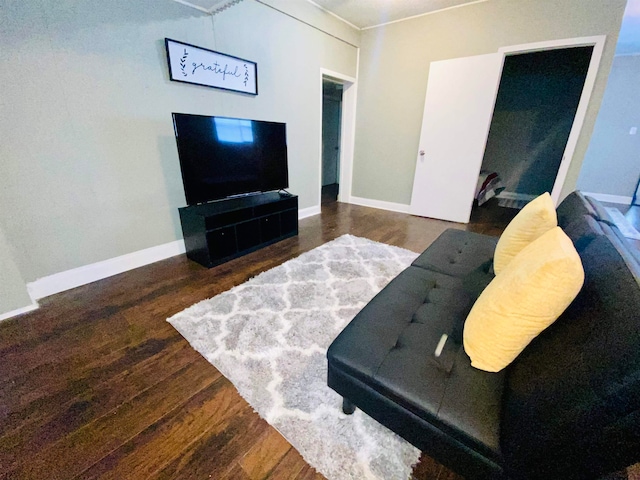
[180,49,189,77]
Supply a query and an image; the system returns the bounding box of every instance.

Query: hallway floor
[601,202,640,250]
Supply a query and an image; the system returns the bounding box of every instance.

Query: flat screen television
[172,113,289,205]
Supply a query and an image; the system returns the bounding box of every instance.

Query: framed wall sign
[165,38,258,95]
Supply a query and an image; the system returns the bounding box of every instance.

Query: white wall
[260,0,360,47]
[0,0,357,316]
[0,226,33,316]
[577,55,640,198]
[351,0,626,205]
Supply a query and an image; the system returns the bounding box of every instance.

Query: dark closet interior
[476,46,593,208]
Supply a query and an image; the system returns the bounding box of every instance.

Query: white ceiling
[310,0,484,29]
[172,0,486,28]
[173,0,640,49]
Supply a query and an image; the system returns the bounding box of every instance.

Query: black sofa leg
[342,397,356,415]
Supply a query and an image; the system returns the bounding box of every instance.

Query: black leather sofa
[327,192,640,479]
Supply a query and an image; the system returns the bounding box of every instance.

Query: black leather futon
[327,192,640,479]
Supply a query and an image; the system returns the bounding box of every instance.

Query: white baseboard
[23,204,337,302]
[27,239,186,301]
[299,205,321,219]
[496,191,537,202]
[581,192,633,205]
[0,303,39,322]
[349,196,410,214]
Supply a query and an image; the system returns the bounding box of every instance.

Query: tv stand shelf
[178,192,298,268]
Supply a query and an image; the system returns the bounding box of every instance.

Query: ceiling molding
[305,0,361,30]
[172,0,211,14]
[171,0,245,15]
[173,0,491,29]
[360,0,489,31]
[210,0,244,15]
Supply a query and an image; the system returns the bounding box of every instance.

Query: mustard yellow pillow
[463,227,584,372]
[493,192,557,275]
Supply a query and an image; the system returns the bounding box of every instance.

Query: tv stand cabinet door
[260,214,281,242]
[280,209,298,236]
[206,226,237,262]
[236,220,261,251]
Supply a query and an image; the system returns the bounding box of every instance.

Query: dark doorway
[478,46,593,209]
[321,79,343,205]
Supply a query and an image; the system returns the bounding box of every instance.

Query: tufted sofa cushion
[411,229,498,278]
[328,226,505,478]
[328,267,475,389]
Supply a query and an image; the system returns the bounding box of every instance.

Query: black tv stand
[178,192,298,268]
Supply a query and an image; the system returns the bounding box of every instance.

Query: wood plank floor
[0,199,630,479]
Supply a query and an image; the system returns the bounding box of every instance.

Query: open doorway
[475,46,593,211]
[321,78,343,205]
[318,69,357,211]
[409,36,604,224]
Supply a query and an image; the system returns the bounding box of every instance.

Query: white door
[410,53,502,223]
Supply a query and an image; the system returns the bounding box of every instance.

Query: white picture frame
[165,38,258,95]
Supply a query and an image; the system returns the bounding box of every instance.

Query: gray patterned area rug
[168,234,421,480]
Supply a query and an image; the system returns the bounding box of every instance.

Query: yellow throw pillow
[493,192,557,275]
[463,227,584,373]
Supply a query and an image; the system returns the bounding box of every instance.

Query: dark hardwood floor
[0,199,631,480]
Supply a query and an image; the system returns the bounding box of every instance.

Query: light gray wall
[352,0,626,205]
[0,226,32,315]
[577,55,640,197]
[260,0,360,48]
[0,0,357,316]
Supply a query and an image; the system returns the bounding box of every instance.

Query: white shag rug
[168,234,421,480]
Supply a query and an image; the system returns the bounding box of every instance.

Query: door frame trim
[497,35,606,205]
[320,67,358,205]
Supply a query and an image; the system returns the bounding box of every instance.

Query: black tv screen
[172,113,289,205]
